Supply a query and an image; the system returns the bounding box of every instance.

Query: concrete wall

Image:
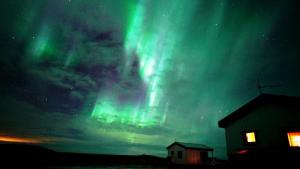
[225,103,300,156]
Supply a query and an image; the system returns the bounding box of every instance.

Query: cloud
[28,66,97,91]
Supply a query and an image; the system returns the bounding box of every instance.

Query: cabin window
[287,132,300,147]
[242,131,257,145]
[245,132,256,143]
[178,151,182,159]
[171,151,174,156]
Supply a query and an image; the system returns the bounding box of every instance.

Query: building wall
[168,144,187,164]
[186,149,202,164]
[225,103,300,157]
[168,145,207,164]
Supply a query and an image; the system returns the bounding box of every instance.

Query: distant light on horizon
[0,136,41,144]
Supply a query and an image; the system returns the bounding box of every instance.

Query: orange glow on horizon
[0,136,41,144]
[287,132,300,147]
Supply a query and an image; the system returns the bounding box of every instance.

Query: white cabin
[167,142,213,165]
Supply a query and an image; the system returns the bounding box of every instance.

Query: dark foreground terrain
[0,143,166,167]
[0,143,232,169]
[5,143,295,169]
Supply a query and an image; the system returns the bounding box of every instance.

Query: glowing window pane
[246,132,256,143]
[287,132,300,147]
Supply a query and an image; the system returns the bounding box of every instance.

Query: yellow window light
[287,132,300,147]
[246,132,256,143]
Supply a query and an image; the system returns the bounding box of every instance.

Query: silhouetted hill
[1,143,56,154]
[57,153,167,166]
[1,143,57,166]
[0,143,167,167]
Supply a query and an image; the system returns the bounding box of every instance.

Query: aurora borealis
[1,0,300,159]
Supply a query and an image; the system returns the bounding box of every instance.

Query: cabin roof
[167,142,213,151]
[218,94,300,128]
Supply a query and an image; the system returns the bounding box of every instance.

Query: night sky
[1,0,300,159]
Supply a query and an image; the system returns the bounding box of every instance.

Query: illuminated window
[287,132,300,147]
[245,132,256,143]
[242,131,257,145]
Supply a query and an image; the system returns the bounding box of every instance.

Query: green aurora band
[18,0,281,129]
[92,0,199,127]
[90,0,279,128]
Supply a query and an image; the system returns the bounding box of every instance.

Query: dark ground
[0,143,229,169]
[2,143,296,169]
